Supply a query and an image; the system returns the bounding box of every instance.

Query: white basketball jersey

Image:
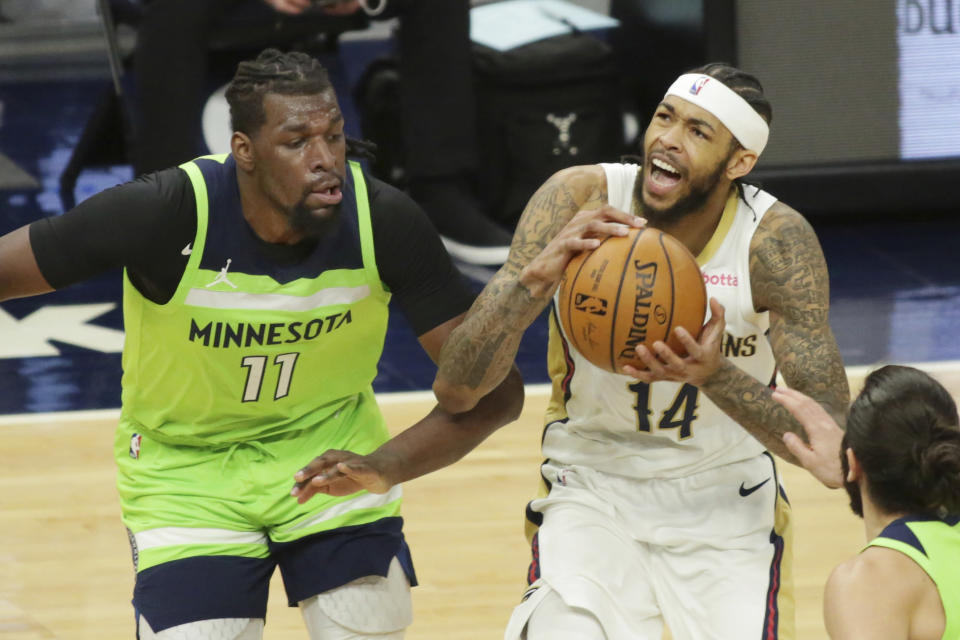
[542,163,779,478]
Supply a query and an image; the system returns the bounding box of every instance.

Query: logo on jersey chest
[703,271,739,287]
[188,310,353,348]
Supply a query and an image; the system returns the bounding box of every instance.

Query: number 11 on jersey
[241,353,299,402]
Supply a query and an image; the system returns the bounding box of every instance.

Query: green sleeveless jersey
[119,155,391,449]
[868,515,960,639]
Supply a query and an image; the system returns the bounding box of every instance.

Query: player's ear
[844,448,861,483]
[232,132,255,171]
[725,147,758,181]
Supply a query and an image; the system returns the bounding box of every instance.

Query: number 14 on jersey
[629,381,700,439]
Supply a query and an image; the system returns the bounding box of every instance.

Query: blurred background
[2,0,960,414]
[1,4,959,639]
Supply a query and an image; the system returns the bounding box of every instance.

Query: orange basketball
[557,227,707,374]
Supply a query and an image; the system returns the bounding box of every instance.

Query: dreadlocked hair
[346,136,377,161]
[226,49,378,161]
[688,62,772,216]
[225,48,333,135]
[688,62,772,125]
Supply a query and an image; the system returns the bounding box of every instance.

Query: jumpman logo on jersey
[206,258,238,289]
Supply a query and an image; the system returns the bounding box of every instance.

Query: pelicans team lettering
[188,311,353,348]
[723,333,758,357]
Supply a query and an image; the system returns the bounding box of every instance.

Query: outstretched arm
[432,165,645,413]
[292,368,525,500]
[291,312,525,501]
[0,225,54,301]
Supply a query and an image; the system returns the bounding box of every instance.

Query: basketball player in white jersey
[433,63,850,639]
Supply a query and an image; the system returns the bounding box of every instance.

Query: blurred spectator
[609,0,704,148]
[133,0,511,265]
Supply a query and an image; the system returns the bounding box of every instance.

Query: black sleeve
[29,168,196,304]
[368,177,476,336]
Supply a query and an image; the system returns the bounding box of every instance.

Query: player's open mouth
[309,184,342,206]
[646,157,683,195]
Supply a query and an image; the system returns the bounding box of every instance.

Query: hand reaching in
[772,387,845,488]
[290,449,398,503]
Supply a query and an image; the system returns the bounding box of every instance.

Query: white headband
[664,74,769,155]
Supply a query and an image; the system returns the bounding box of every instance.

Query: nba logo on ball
[574,293,608,316]
[690,76,710,95]
[129,433,142,459]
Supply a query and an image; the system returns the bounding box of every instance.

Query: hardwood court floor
[5,367,956,639]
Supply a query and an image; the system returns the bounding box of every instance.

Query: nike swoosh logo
[739,478,771,497]
[181,243,193,256]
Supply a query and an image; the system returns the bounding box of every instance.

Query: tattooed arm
[627,203,849,477]
[433,165,645,413]
[704,204,849,465]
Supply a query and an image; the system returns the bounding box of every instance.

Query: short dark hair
[845,365,960,516]
[225,48,333,136]
[687,62,773,126]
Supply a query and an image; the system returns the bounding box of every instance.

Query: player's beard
[638,156,728,227]
[288,193,342,239]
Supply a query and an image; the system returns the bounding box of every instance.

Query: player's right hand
[290,449,396,503]
[773,387,845,489]
[519,205,645,299]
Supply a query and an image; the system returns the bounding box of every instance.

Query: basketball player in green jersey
[0,49,523,639]
[775,366,960,640]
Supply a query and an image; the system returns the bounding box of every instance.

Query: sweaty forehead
[263,91,342,129]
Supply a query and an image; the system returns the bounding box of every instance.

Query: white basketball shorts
[505,452,794,640]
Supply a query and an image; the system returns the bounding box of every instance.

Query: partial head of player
[638,63,772,228]
[226,48,348,243]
